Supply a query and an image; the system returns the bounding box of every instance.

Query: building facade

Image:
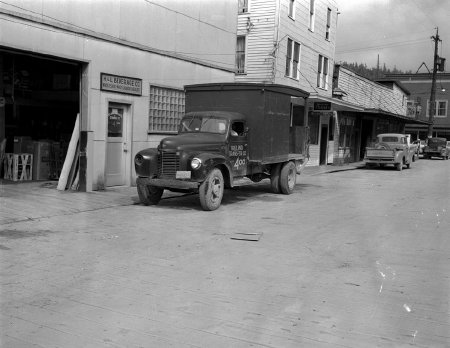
[0,0,237,190]
[235,0,344,166]
[385,73,450,141]
[331,66,424,164]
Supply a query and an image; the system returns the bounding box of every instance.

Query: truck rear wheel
[270,163,281,193]
[137,183,164,205]
[280,161,296,194]
[199,168,224,211]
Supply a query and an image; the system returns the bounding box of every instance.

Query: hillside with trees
[339,61,413,81]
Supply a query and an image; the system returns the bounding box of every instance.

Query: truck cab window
[231,121,245,136]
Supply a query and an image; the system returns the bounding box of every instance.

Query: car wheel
[270,163,282,194]
[199,168,224,211]
[279,161,296,194]
[137,183,163,205]
[396,162,403,171]
[406,161,411,169]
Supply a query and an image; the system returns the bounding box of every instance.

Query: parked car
[423,137,449,160]
[364,133,417,171]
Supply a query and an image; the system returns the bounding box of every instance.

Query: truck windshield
[179,116,228,134]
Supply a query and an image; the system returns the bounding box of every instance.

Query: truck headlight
[191,158,202,170]
[135,154,144,166]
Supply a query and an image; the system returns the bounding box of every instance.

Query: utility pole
[428,27,441,137]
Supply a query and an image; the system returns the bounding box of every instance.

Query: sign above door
[101,73,142,96]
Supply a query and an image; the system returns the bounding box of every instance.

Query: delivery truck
[134,83,310,210]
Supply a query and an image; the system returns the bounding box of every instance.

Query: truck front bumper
[136,177,200,190]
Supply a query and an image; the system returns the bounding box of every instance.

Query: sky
[335,0,450,73]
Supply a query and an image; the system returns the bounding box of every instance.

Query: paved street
[1,159,449,347]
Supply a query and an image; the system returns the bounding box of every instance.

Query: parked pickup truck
[364,133,418,171]
[134,83,310,211]
[423,137,450,160]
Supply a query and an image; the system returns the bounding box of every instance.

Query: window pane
[317,55,322,87]
[149,86,185,132]
[293,42,300,79]
[238,0,248,13]
[286,39,293,76]
[289,0,294,17]
[236,36,246,74]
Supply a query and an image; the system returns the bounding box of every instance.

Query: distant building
[330,66,428,164]
[385,73,450,140]
[0,1,237,190]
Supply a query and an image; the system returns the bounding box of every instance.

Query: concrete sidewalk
[0,162,365,225]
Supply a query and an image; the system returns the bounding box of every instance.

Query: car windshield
[428,138,446,145]
[380,136,400,143]
[179,115,228,134]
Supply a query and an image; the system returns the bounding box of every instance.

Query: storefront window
[339,117,355,147]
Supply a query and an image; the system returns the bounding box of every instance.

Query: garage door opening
[0,51,80,182]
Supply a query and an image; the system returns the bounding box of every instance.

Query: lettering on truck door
[229,121,248,177]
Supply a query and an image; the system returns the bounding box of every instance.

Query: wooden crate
[3,153,33,181]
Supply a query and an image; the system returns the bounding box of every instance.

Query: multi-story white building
[234,0,363,165]
[0,0,237,190]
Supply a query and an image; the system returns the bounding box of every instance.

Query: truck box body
[185,83,308,164]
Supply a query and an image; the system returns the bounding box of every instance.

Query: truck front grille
[158,151,180,178]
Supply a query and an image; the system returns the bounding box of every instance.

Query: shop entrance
[0,50,80,182]
[319,125,328,165]
[105,103,131,187]
[360,119,374,160]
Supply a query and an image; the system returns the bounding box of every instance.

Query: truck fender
[135,148,159,177]
[192,153,233,186]
[394,151,404,163]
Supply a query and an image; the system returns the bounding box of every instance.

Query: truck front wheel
[199,168,224,211]
[137,183,164,205]
[280,161,296,194]
[396,162,403,171]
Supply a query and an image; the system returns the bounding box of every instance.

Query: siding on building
[236,1,277,82]
[337,67,409,116]
[235,0,338,95]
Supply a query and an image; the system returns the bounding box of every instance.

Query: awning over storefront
[363,108,431,125]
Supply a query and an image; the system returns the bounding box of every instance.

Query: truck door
[229,121,248,177]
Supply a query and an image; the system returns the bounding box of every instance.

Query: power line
[142,0,236,35]
[336,38,430,54]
